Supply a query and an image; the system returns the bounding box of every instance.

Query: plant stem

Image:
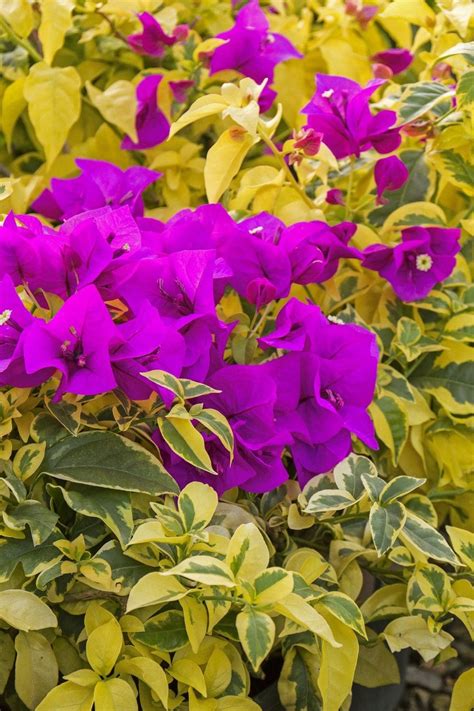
[0,17,42,62]
[345,158,355,219]
[257,129,315,210]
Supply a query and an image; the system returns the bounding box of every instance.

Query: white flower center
[328,315,344,324]
[322,89,334,99]
[0,309,12,326]
[416,253,433,272]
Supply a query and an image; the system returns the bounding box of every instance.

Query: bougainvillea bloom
[32,159,160,220]
[23,286,118,398]
[127,12,188,57]
[362,226,461,301]
[302,74,401,159]
[262,301,379,484]
[210,0,301,110]
[374,155,409,205]
[156,364,287,494]
[122,75,170,150]
[372,49,414,75]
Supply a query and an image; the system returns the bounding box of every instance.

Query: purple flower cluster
[1,159,375,492]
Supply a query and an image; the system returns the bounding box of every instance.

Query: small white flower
[328,315,344,324]
[249,226,263,235]
[0,309,12,326]
[416,253,433,272]
[322,89,334,99]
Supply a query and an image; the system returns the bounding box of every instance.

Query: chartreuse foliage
[0,1,473,710]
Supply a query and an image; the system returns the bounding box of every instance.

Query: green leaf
[401,512,460,565]
[370,502,407,556]
[115,657,168,709]
[457,69,474,108]
[304,490,356,515]
[316,592,366,637]
[45,400,81,436]
[158,416,216,474]
[41,431,178,495]
[361,474,385,502]
[163,555,235,587]
[0,631,15,694]
[436,151,474,192]
[178,481,218,532]
[3,501,58,545]
[192,407,235,459]
[370,394,408,465]
[399,81,453,123]
[254,568,294,605]
[0,590,57,631]
[133,610,189,652]
[354,635,400,688]
[279,646,321,711]
[23,63,81,167]
[333,454,378,499]
[412,344,473,415]
[226,522,269,581]
[380,476,426,504]
[444,313,474,343]
[15,631,58,709]
[438,42,474,64]
[49,484,133,547]
[140,369,220,400]
[236,607,275,671]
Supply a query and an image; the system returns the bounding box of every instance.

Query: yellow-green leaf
[178,481,218,532]
[36,682,94,711]
[275,594,341,647]
[254,568,294,605]
[169,94,226,137]
[205,128,255,203]
[379,0,436,26]
[13,441,46,480]
[38,0,74,65]
[236,607,275,671]
[446,526,474,571]
[115,657,168,709]
[127,573,188,612]
[204,647,232,697]
[158,416,216,474]
[86,80,138,143]
[15,631,58,710]
[93,679,137,711]
[192,408,235,460]
[318,613,358,711]
[1,77,26,152]
[180,596,208,654]
[24,63,81,167]
[168,658,207,696]
[1,0,34,37]
[449,667,474,711]
[86,617,123,677]
[383,615,453,662]
[0,590,57,631]
[226,523,269,582]
[163,555,235,587]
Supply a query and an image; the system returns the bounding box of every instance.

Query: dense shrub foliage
[0,1,472,710]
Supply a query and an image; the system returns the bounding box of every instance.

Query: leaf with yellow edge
[162,555,235,587]
[13,442,46,480]
[450,668,474,711]
[275,593,341,647]
[318,613,359,711]
[383,615,453,662]
[236,607,275,672]
[38,0,74,65]
[86,81,138,143]
[93,679,137,711]
[180,597,208,654]
[158,416,216,474]
[36,682,94,711]
[1,77,26,152]
[0,0,34,37]
[24,63,81,167]
[205,128,256,203]
[254,568,294,605]
[86,617,122,677]
[127,572,189,612]
[226,523,269,582]
[14,631,58,710]
[446,526,474,571]
[216,698,261,710]
[178,482,218,532]
[0,590,57,631]
[115,657,168,709]
[379,0,436,26]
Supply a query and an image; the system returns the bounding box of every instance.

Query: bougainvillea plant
[0,1,473,710]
